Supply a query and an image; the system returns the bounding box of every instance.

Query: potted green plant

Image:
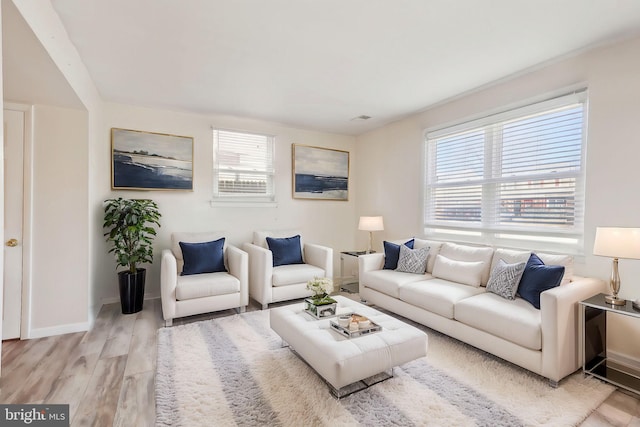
[303,277,337,318]
[103,197,161,314]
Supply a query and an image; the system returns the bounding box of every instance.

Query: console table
[580,293,640,395]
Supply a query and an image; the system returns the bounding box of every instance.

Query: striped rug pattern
[156,309,613,426]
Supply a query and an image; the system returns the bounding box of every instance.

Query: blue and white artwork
[293,144,349,200]
[112,128,193,190]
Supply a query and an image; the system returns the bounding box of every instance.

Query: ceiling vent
[351,115,372,121]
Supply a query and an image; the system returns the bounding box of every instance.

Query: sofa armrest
[540,276,607,382]
[358,253,385,275]
[160,249,178,321]
[243,242,273,306]
[227,245,249,307]
[304,243,333,278]
[358,253,385,294]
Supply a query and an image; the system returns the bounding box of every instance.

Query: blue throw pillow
[517,253,564,309]
[266,235,304,267]
[383,239,415,270]
[180,238,227,275]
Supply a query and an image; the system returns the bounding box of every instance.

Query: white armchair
[243,231,333,309]
[161,232,248,326]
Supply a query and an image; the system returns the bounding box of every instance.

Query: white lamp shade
[358,216,384,231]
[593,227,640,259]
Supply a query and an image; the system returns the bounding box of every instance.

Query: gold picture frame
[292,144,349,201]
[111,128,194,191]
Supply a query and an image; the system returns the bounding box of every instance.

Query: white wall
[97,103,358,303]
[11,0,105,325]
[356,35,640,359]
[29,104,89,334]
[0,1,5,370]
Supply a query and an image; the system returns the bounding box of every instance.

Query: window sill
[209,200,278,208]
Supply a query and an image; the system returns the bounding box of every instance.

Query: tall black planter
[118,269,146,314]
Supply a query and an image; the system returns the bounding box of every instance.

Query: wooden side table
[580,293,640,395]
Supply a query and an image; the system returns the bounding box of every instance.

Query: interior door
[3,108,24,340]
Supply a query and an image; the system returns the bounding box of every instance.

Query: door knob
[6,239,18,247]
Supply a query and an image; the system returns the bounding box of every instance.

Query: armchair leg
[236,306,247,314]
[262,303,269,310]
[165,319,173,327]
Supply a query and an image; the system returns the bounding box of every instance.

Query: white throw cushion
[396,245,430,274]
[439,242,494,285]
[432,254,486,288]
[489,248,531,274]
[413,238,444,273]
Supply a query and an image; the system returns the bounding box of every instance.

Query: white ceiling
[36,1,640,134]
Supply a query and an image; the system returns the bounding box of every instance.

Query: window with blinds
[213,129,275,201]
[424,90,587,252]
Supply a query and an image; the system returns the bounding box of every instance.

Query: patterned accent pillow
[486,258,526,300]
[396,245,430,274]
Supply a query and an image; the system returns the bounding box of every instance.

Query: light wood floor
[1,296,639,426]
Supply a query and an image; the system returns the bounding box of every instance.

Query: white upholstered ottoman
[270,295,428,397]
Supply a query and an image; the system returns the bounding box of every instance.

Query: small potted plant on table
[304,277,337,319]
[103,197,161,314]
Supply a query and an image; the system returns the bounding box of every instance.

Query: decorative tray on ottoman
[330,314,382,338]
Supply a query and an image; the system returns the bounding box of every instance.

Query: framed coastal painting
[292,144,349,200]
[111,128,194,190]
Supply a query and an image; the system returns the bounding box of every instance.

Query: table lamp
[593,227,640,306]
[359,216,384,253]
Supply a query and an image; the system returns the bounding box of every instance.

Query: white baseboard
[28,321,90,339]
[608,350,640,371]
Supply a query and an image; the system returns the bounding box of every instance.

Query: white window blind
[424,90,587,252]
[213,129,275,201]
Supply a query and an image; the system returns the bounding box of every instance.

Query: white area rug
[156,310,613,426]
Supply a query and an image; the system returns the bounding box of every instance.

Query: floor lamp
[359,216,384,253]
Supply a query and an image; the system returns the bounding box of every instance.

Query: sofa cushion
[396,245,430,274]
[489,248,530,273]
[383,239,414,270]
[399,278,485,319]
[537,252,573,285]
[176,272,240,300]
[362,269,430,299]
[517,253,564,309]
[413,239,443,273]
[490,248,573,286]
[272,263,325,287]
[267,235,304,266]
[179,238,227,275]
[486,258,526,300]
[432,254,485,287]
[455,293,542,350]
[439,242,494,285]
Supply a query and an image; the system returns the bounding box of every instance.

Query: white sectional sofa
[358,239,607,385]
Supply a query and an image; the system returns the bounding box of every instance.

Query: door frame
[4,102,33,339]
